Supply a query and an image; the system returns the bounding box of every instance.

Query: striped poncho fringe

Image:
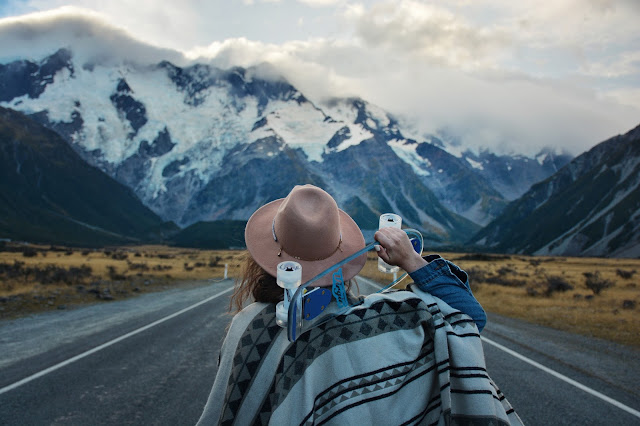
[197,286,523,425]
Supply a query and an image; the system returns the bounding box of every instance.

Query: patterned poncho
[197,286,523,425]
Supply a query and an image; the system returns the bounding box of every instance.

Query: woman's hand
[374,227,427,274]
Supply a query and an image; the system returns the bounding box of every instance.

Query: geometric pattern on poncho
[256,296,439,424]
[200,290,523,426]
[220,304,281,426]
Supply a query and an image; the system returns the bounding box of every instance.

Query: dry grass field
[359,251,640,347]
[1,243,639,347]
[0,243,246,318]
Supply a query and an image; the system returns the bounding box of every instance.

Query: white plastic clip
[275,261,302,327]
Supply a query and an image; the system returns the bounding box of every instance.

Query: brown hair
[229,253,282,313]
[229,253,360,314]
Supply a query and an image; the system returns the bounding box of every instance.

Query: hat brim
[245,198,367,287]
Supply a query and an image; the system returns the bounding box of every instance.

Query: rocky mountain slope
[470,124,640,257]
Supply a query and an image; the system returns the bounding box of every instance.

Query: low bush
[616,269,636,279]
[0,261,92,285]
[107,266,127,281]
[465,267,488,283]
[544,275,574,296]
[456,253,512,262]
[22,248,38,257]
[153,265,172,271]
[111,252,128,260]
[128,262,149,271]
[36,265,92,285]
[526,275,573,297]
[584,272,614,295]
[486,276,525,286]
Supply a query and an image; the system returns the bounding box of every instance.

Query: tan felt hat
[244,185,366,287]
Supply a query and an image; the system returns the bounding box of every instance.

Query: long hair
[229,253,282,313]
[229,253,360,314]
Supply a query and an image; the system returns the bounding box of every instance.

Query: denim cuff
[408,255,470,293]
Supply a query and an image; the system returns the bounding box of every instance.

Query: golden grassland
[1,243,639,347]
[358,251,640,347]
[0,244,246,318]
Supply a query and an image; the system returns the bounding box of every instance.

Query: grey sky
[0,0,638,155]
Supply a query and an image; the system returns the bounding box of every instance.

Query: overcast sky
[0,0,638,155]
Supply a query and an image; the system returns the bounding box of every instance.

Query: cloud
[187,33,638,156]
[0,6,185,65]
[297,0,343,6]
[580,51,640,78]
[344,1,511,70]
[0,2,638,157]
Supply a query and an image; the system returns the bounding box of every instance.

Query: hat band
[272,219,343,261]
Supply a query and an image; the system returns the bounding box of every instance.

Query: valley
[2,242,639,347]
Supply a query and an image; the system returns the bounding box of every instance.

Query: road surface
[1,279,639,425]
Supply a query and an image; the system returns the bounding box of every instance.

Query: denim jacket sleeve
[408,254,486,332]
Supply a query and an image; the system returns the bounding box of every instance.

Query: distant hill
[0,107,176,246]
[169,220,246,249]
[470,124,640,257]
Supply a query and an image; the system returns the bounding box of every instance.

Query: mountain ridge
[1,48,573,246]
[470,124,640,257]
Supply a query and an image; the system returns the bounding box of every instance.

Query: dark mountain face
[0,48,74,102]
[0,107,173,246]
[470,124,640,257]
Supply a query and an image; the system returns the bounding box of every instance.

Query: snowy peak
[0,47,572,244]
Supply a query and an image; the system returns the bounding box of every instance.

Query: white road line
[482,336,640,419]
[360,276,639,418]
[0,286,233,396]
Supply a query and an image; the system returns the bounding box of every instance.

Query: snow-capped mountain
[470,124,640,257]
[0,48,570,243]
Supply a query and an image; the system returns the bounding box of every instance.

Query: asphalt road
[1,279,639,425]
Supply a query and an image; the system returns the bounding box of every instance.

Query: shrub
[111,252,128,260]
[31,264,92,285]
[622,300,636,310]
[22,248,38,257]
[466,267,488,283]
[583,272,614,295]
[153,265,172,271]
[526,286,539,297]
[456,253,512,261]
[544,275,573,296]
[486,276,526,287]
[107,266,126,281]
[616,269,636,279]
[497,266,517,275]
[128,262,149,271]
[0,261,26,279]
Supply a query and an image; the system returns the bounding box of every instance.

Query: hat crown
[274,185,341,261]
